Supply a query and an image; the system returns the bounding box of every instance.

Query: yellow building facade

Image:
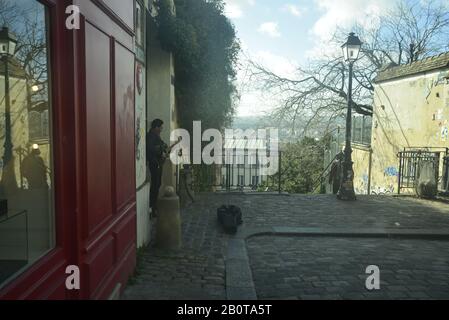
[353,53,449,195]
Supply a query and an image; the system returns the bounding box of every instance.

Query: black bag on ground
[217,205,243,234]
[217,205,227,225]
[228,205,243,225]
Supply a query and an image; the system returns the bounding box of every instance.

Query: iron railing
[312,153,340,193]
[189,150,282,194]
[442,156,449,193]
[397,147,449,194]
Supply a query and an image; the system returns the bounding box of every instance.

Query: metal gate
[397,148,447,194]
[443,156,449,193]
[190,149,282,193]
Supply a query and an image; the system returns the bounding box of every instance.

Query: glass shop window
[0,1,54,289]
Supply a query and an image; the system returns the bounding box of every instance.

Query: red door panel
[85,22,113,234]
[83,236,115,295]
[79,1,136,299]
[115,43,136,211]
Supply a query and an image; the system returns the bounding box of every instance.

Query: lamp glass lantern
[341,32,362,63]
[0,27,17,57]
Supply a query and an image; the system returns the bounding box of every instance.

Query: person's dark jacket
[146,131,167,168]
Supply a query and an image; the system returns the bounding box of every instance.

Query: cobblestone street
[247,236,449,300]
[122,193,449,300]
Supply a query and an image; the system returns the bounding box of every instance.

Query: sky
[224,0,399,117]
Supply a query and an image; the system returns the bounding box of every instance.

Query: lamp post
[0,26,18,195]
[337,32,362,201]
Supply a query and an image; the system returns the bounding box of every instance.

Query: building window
[0,1,54,289]
[352,116,372,146]
[29,110,49,142]
[252,176,259,186]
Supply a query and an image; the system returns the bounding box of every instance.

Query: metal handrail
[312,153,340,193]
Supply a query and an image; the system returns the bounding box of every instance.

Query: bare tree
[0,0,20,27]
[16,9,50,104]
[248,0,449,136]
[0,0,49,142]
[0,0,48,103]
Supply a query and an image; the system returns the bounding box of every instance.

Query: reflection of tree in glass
[0,0,49,142]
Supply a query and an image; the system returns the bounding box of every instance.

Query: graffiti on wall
[371,184,395,195]
[441,126,448,142]
[384,167,398,177]
[355,173,369,195]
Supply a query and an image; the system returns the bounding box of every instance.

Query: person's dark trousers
[332,181,340,195]
[149,163,162,212]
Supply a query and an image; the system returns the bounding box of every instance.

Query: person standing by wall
[146,119,167,218]
[21,144,49,190]
[329,152,343,195]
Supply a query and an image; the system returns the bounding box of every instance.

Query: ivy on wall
[154,0,240,132]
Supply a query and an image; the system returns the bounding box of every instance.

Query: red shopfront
[0,0,136,299]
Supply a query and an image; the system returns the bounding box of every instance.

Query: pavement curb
[246,227,449,240]
[224,226,449,300]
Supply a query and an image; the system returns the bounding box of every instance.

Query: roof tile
[375,52,449,83]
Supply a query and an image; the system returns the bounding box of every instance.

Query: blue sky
[224,0,399,117]
[226,0,321,64]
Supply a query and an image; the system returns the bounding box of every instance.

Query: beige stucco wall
[134,0,180,248]
[353,68,449,195]
[147,15,179,193]
[352,146,371,195]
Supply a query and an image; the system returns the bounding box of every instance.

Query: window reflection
[0,0,53,289]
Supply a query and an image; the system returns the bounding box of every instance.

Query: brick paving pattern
[122,193,449,300]
[247,236,449,300]
[212,194,449,230]
[123,195,232,300]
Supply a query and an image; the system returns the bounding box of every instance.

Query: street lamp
[337,32,362,201]
[0,26,18,195]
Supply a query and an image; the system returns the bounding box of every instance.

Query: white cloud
[282,4,304,17]
[305,0,396,57]
[312,0,394,40]
[224,0,256,19]
[253,51,298,79]
[258,22,281,38]
[225,4,243,19]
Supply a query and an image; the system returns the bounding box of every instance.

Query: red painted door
[0,0,137,300]
[74,0,137,299]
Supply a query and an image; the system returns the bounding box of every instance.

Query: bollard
[179,165,195,208]
[155,186,182,249]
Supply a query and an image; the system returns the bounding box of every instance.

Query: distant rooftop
[374,51,449,84]
[0,58,27,79]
